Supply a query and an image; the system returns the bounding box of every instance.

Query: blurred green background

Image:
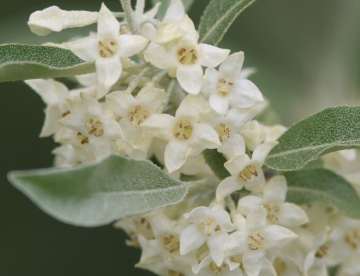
[1,0,359,275]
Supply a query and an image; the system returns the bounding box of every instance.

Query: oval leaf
[199,0,256,45]
[0,44,94,82]
[286,169,360,219]
[8,156,187,227]
[266,106,360,171]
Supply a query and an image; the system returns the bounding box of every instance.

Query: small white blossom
[180,205,234,266]
[216,142,276,201]
[202,52,264,114]
[143,95,220,172]
[237,176,309,227]
[67,4,148,96]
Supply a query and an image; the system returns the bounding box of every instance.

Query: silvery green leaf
[199,0,256,45]
[266,106,360,171]
[8,156,187,227]
[286,169,360,219]
[0,44,94,83]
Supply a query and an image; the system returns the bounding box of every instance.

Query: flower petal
[118,34,148,57]
[199,43,230,68]
[164,0,186,21]
[41,105,62,137]
[263,225,297,248]
[164,140,191,172]
[180,224,206,255]
[216,177,243,202]
[243,251,265,276]
[278,203,309,227]
[208,233,228,266]
[144,42,175,70]
[25,79,68,105]
[220,51,245,80]
[175,95,209,118]
[263,175,287,203]
[176,65,203,95]
[98,3,120,39]
[96,56,122,94]
[224,155,250,175]
[192,123,220,151]
[62,34,98,61]
[252,142,277,164]
[209,94,230,114]
[231,79,264,109]
[142,114,174,140]
[219,134,246,160]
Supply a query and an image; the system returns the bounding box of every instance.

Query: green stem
[119,0,136,33]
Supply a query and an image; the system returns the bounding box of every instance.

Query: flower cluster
[26,1,360,275]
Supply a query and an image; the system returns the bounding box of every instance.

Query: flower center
[209,262,227,274]
[177,47,198,65]
[344,229,360,250]
[239,165,258,182]
[248,232,265,250]
[128,105,150,126]
[134,217,154,240]
[315,244,329,258]
[161,234,180,255]
[77,132,89,145]
[173,118,193,140]
[274,258,287,275]
[216,123,231,142]
[98,38,118,58]
[86,118,104,137]
[264,203,281,224]
[217,78,234,96]
[198,217,221,236]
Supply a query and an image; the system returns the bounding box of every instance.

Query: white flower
[133,0,161,39]
[202,52,264,114]
[227,208,297,276]
[144,0,229,95]
[241,120,286,151]
[28,6,98,36]
[143,95,220,172]
[106,83,166,153]
[66,4,148,96]
[237,176,308,227]
[180,205,234,266]
[216,142,276,201]
[25,79,95,137]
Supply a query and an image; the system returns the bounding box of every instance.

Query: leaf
[199,0,256,45]
[285,169,360,219]
[266,106,360,171]
[0,44,94,83]
[152,0,194,19]
[8,156,187,227]
[203,149,230,180]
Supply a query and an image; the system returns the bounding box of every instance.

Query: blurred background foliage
[0,0,359,275]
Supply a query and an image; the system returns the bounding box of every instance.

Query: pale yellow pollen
[98,38,118,58]
[161,234,180,255]
[344,229,360,250]
[173,118,193,140]
[198,217,221,236]
[315,244,329,258]
[128,105,150,126]
[209,262,227,274]
[86,118,104,137]
[217,78,234,96]
[61,111,70,118]
[264,203,281,224]
[239,165,258,182]
[177,47,198,65]
[216,123,231,142]
[77,132,89,145]
[248,232,265,251]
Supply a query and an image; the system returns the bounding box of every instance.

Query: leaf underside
[266,106,360,171]
[199,0,256,45]
[0,44,94,83]
[286,169,360,219]
[8,156,187,227]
